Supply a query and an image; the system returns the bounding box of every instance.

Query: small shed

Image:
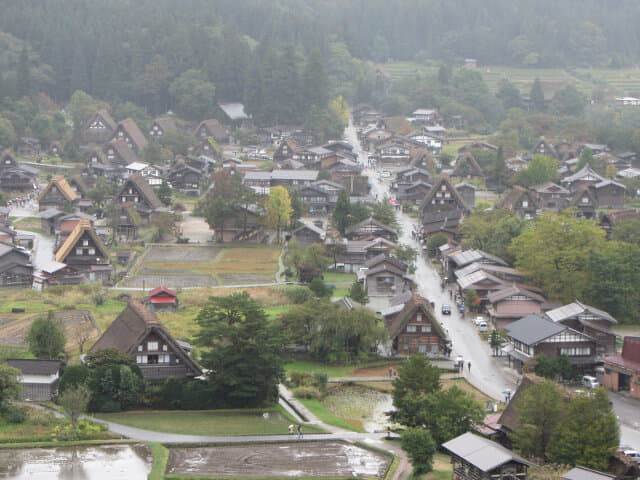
[6,359,64,401]
[145,286,179,312]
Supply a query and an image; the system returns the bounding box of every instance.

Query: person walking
[468,361,471,373]
[297,424,303,440]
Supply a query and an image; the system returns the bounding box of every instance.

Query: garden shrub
[294,386,321,399]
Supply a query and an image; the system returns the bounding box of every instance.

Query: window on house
[138,345,143,352]
[417,313,422,322]
[83,240,89,246]
[560,347,591,356]
[162,345,168,352]
[407,325,417,333]
[88,248,95,255]
[75,248,83,255]
[160,354,170,364]
[136,355,147,364]
[147,341,159,351]
[522,201,528,207]
[418,344,427,353]
[582,197,588,203]
[423,324,431,333]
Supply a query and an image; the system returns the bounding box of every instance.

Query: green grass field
[322,272,356,284]
[295,397,365,433]
[285,358,400,378]
[95,406,325,436]
[381,61,640,98]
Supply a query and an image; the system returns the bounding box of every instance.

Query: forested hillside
[1,0,640,109]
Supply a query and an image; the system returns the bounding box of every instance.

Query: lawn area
[95,406,325,436]
[295,397,364,433]
[323,272,356,284]
[285,358,400,378]
[421,453,452,480]
[331,287,349,298]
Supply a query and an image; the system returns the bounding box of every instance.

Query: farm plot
[122,245,280,288]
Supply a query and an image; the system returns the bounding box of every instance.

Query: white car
[474,316,484,326]
[381,170,392,178]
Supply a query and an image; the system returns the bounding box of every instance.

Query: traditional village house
[384,294,449,357]
[345,217,398,242]
[570,186,598,219]
[455,262,524,285]
[409,132,443,155]
[82,109,117,144]
[446,249,509,278]
[291,145,332,168]
[5,359,64,401]
[39,208,65,235]
[591,179,626,208]
[32,260,84,290]
[0,244,33,287]
[116,174,164,223]
[456,270,508,303]
[375,139,412,166]
[111,118,148,154]
[419,176,470,238]
[545,301,618,357]
[294,184,332,214]
[89,299,201,382]
[442,432,532,480]
[362,262,411,298]
[0,222,17,245]
[397,181,432,206]
[144,286,179,313]
[504,313,598,373]
[561,165,606,192]
[54,219,111,282]
[104,138,140,168]
[292,223,326,247]
[339,237,398,273]
[451,152,484,180]
[487,285,547,329]
[352,104,382,125]
[218,102,250,127]
[602,336,640,400]
[501,186,538,219]
[0,150,37,191]
[68,174,90,199]
[394,167,431,186]
[362,128,393,150]
[455,183,476,209]
[55,212,95,247]
[273,138,298,162]
[410,108,440,125]
[192,138,221,160]
[529,182,570,211]
[167,158,202,195]
[115,203,141,242]
[532,138,558,159]
[194,119,230,143]
[149,117,176,138]
[38,175,78,211]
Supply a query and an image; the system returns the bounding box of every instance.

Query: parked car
[381,170,392,178]
[441,304,451,315]
[474,316,485,326]
[582,375,599,389]
[477,321,489,332]
[622,449,640,462]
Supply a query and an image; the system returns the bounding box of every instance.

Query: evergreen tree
[332,189,351,235]
[302,48,329,113]
[530,78,545,112]
[15,47,31,99]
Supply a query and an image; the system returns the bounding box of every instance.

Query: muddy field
[143,245,221,263]
[122,272,218,288]
[167,441,390,478]
[0,310,98,350]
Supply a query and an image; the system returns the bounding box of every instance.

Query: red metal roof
[148,286,177,298]
[150,296,177,304]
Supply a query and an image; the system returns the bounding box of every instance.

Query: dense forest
[1,0,640,109]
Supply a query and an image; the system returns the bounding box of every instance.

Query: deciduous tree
[26,312,66,359]
[265,186,292,243]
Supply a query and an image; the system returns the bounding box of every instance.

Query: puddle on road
[0,444,152,480]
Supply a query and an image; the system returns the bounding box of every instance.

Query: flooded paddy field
[167,441,391,478]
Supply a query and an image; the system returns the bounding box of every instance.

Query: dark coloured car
[441,304,451,315]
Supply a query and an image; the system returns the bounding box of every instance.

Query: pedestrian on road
[288,424,295,435]
[468,361,471,373]
[388,366,394,377]
[297,424,303,440]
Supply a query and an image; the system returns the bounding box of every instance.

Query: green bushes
[289,370,328,400]
[294,386,322,399]
[285,286,314,304]
[2,405,26,424]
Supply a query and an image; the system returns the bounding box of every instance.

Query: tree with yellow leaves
[265,186,293,243]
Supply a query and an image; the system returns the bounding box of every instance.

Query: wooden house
[273,138,299,162]
[375,139,412,166]
[0,244,32,287]
[5,359,64,401]
[442,432,531,480]
[193,138,221,159]
[54,219,111,282]
[149,117,176,138]
[194,119,230,143]
[292,223,326,247]
[502,186,538,219]
[339,237,398,273]
[561,165,606,192]
[457,270,507,302]
[112,118,148,154]
[570,186,598,219]
[115,203,141,242]
[592,180,626,208]
[419,176,469,237]
[89,299,201,382]
[532,138,558,159]
[167,158,202,195]
[530,182,570,211]
[0,150,37,192]
[82,110,117,144]
[144,286,179,313]
[505,314,597,373]
[363,128,393,149]
[0,223,17,245]
[545,301,618,357]
[345,217,398,242]
[104,138,140,168]
[487,285,547,329]
[602,336,640,400]
[295,184,332,214]
[386,294,449,357]
[363,263,411,297]
[452,152,484,180]
[455,183,476,209]
[397,181,432,205]
[38,175,78,211]
[32,260,85,290]
[116,174,164,222]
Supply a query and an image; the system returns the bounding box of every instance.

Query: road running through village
[344,120,640,450]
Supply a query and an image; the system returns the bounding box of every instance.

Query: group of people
[288,423,304,439]
[410,225,425,243]
[7,191,37,209]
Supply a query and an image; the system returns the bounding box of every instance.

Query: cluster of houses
[437,243,620,375]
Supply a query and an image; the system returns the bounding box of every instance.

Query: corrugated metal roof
[505,314,565,345]
[546,302,585,322]
[562,466,616,480]
[442,432,531,472]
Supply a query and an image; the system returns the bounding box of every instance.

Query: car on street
[442,304,451,315]
[474,316,485,326]
[381,170,392,178]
